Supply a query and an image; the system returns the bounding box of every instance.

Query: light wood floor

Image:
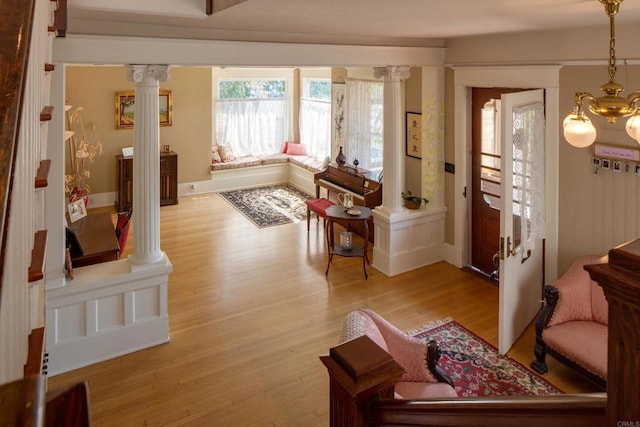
[48,192,601,426]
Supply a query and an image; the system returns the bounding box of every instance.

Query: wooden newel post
[585,239,640,426]
[320,335,405,427]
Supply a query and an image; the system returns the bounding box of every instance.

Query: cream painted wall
[65,66,213,195]
[558,65,640,273]
[445,24,639,66]
[444,67,455,245]
[404,67,422,194]
[65,66,335,197]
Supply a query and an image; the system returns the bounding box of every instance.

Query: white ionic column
[127,65,170,267]
[371,66,447,277]
[373,66,411,214]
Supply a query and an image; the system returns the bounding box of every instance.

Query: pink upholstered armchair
[339,309,457,399]
[530,255,608,389]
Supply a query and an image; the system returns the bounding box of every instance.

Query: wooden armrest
[426,339,455,388]
[534,285,559,336]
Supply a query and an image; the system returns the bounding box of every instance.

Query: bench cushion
[288,155,325,172]
[306,198,334,218]
[260,153,290,165]
[211,156,262,171]
[210,153,325,173]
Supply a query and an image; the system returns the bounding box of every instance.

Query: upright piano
[314,164,382,242]
[314,164,382,208]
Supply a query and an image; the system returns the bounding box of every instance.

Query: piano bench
[306,198,335,231]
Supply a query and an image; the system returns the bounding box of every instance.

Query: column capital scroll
[126,65,170,84]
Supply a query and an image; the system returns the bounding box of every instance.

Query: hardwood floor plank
[48,192,600,426]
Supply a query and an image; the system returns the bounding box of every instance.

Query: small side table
[325,205,373,279]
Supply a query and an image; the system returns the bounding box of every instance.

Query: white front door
[498,89,546,354]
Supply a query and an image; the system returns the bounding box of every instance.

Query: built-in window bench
[210,153,325,194]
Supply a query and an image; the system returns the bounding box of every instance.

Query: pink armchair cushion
[548,255,608,327]
[340,310,389,353]
[340,309,437,383]
[394,382,458,400]
[541,320,608,379]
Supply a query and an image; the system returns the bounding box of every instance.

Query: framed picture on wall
[406,112,422,159]
[115,90,173,129]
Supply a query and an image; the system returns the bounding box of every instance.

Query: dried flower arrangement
[65,106,103,203]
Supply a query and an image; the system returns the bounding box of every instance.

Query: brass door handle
[500,236,518,259]
[506,236,517,258]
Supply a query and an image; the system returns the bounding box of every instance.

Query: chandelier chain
[608,13,617,82]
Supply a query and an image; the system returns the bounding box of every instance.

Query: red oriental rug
[410,318,562,397]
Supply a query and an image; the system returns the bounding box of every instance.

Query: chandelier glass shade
[563,0,640,148]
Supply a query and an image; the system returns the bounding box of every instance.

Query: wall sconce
[563,0,640,148]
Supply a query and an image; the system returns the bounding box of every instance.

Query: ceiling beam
[206,0,247,15]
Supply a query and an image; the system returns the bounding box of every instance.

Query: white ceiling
[67,0,640,47]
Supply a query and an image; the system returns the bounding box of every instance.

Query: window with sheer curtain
[299,78,331,160]
[345,78,384,171]
[215,79,289,156]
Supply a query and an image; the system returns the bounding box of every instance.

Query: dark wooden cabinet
[159,151,179,207]
[116,151,178,212]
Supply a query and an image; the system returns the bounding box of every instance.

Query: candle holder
[339,231,353,251]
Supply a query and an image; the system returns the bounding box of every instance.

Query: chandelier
[563,0,640,148]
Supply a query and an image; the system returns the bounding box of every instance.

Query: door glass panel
[510,102,545,250]
[481,154,501,170]
[481,100,502,209]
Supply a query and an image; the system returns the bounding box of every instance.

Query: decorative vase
[404,199,421,210]
[336,146,346,166]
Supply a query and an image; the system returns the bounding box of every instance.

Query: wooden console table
[68,212,119,268]
[116,151,178,212]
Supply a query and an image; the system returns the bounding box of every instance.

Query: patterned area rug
[218,184,312,228]
[410,318,562,397]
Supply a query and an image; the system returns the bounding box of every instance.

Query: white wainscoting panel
[287,163,316,195]
[47,256,171,376]
[210,163,289,193]
[372,206,447,276]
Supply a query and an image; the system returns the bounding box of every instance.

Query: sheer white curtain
[216,98,289,156]
[513,102,545,256]
[345,78,383,170]
[299,98,330,159]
